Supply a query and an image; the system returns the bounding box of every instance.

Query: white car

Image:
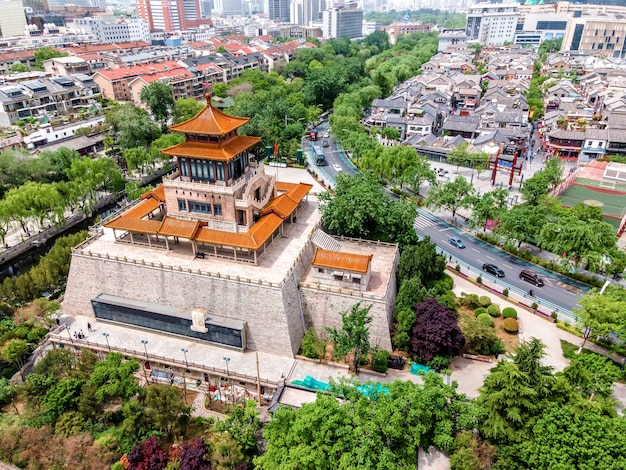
[333,164,342,172]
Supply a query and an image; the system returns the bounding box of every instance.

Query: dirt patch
[493,316,519,351]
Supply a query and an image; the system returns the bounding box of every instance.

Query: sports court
[556,160,626,232]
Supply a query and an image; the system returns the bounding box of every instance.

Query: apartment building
[561,17,626,58]
[322,2,363,39]
[466,3,519,46]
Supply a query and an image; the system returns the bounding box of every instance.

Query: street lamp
[223,356,230,376]
[102,332,110,350]
[285,116,304,128]
[141,339,149,359]
[181,348,189,368]
[65,325,73,344]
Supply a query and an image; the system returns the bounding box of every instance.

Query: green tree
[512,404,626,470]
[215,399,261,462]
[144,384,191,436]
[10,62,29,73]
[469,188,508,231]
[34,46,68,68]
[42,376,84,421]
[427,176,475,219]
[562,353,619,401]
[87,352,140,403]
[140,82,175,128]
[318,172,417,246]
[575,286,626,350]
[397,236,446,287]
[172,97,204,124]
[1,338,30,369]
[326,302,373,373]
[495,203,548,247]
[401,153,436,196]
[105,103,162,150]
[447,143,471,169]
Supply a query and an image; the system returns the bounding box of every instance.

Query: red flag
[273,141,278,155]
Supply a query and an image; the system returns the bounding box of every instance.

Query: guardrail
[437,245,577,323]
[47,333,279,388]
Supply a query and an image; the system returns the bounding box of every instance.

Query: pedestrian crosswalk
[413,215,437,230]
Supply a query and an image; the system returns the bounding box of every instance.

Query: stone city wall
[63,253,301,357]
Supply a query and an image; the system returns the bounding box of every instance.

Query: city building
[73,16,150,43]
[381,22,433,44]
[61,96,399,359]
[0,76,99,127]
[43,56,91,76]
[267,0,289,21]
[92,61,186,101]
[560,16,626,58]
[322,2,362,39]
[438,28,469,52]
[136,0,208,32]
[0,0,28,38]
[466,2,519,46]
[514,13,570,46]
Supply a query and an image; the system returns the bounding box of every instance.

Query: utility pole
[256,352,262,406]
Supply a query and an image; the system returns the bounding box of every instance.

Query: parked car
[482,263,505,277]
[323,140,329,147]
[448,236,465,248]
[519,269,544,287]
[333,164,342,172]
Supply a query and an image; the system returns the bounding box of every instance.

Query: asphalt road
[414,208,589,314]
[307,122,357,180]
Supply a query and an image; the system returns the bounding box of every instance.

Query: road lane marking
[486,256,495,261]
[438,227,452,232]
[472,248,480,253]
[503,264,513,269]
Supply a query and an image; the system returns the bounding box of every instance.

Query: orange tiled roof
[160,136,262,161]
[105,182,310,250]
[158,217,202,238]
[0,50,36,62]
[105,217,162,234]
[133,69,194,84]
[141,185,166,202]
[168,102,251,135]
[312,248,372,274]
[120,198,161,220]
[94,61,184,81]
[260,182,312,219]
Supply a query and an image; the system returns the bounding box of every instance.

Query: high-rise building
[73,16,151,43]
[0,0,27,38]
[267,0,289,21]
[322,2,362,39]
[561,16,626,58]
[136,0,208,31]
[466,2,519,46]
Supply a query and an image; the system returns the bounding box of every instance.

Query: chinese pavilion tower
[105,94,312,263]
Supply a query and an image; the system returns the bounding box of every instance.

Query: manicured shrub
[479,296,491,307]
[300,328,325,359]
[474,307,487,317]
[460,293,480,309]
[502,307,518,319]
[427,354,452,371]
[477,313,494,327]
[371,349,389,373]
[476,276,483,284]
[490,339,505,355]
[531,302,538,310]
[502,288,509,297]
[502,318,519,333]
[487,304,500,317]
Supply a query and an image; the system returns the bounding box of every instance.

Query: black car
[482,263,505,278]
